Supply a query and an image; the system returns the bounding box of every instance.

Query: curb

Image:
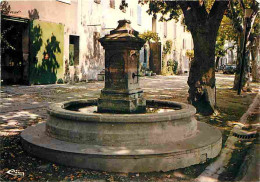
[195,93,259,182]
[239,94,259,124]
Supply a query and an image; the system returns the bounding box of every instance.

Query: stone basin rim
[47,99,196,123]
[22,122,221,157]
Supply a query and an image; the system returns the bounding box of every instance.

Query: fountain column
[98,20,146,113]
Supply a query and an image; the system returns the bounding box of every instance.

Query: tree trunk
[233,33,245,90]
[148,41,152,70]
[251,36,259,82]
[233,35,252,90]
[180,1,228,115]
[188,29,216,115]
[233,6,258,91]
[216,56,220,69]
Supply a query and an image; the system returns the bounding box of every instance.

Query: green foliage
[185,50,194,60]
[204,0,215,13]
[226,0,259,34]
[69,52,74,66]
[139,31,160,43]
[225,0,259,89]
[1,1,15,53]
[173,61,178,74]
[57,78,64,84]
[163,40,173,55]
[146,1,182,22]
[226,0,243,33]
[216,15,238,58]
[251,14,260,35]
[186,50,194,68]
[215,37,226,57]
[0,25,16,53]
[167,59,178,75]
[219,16,238,43]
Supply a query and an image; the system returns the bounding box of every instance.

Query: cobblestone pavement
[0,73,247,136]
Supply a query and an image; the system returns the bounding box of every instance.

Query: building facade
[160,17,193,74]
[1,0,193,85]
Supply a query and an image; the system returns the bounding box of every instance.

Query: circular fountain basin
[21,99,222,172]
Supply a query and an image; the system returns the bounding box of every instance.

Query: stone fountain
[21,20,222,172]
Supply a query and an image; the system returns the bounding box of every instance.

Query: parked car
[217,65,225,72]
[223,65,236,74]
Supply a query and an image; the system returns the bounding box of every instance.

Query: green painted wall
[30,20,64,84]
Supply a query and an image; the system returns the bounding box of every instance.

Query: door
[150,42,162,75]
[1,16,29,85]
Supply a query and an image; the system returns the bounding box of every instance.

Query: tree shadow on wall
[30,24,42,84]
[30,25,61,84]
[28,8,40,20]
[40,35,61,83]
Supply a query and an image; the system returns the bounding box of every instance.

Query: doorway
[1,16,29,85]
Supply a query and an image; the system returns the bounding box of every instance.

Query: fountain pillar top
[97,20,146,113]
[99,20,145,49]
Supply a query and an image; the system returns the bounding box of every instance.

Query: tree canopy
[139,30,160,43]
[216,16,237,58]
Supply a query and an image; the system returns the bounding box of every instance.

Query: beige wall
[77,0,154,80]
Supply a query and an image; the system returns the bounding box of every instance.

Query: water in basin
[65,103,181,114]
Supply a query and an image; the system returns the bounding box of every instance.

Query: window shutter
[164,22,167,38]
[110,0,115,8]
[137,5,142,26]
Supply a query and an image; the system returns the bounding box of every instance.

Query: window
[93,32,100,58]
[57,0,70,4]
[130,8,134,17]
[152,17,156,33]
[173,23,176,39]
[110,0,115,8]
[183,56,188,69]
[94,0,101,4]
[144,46,147,63]
[69,35,79,66]
[183,39,186,49]
[164,22,167,38]
[137,5,142,25]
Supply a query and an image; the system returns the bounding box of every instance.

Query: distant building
[224,42,237,65]
[159,16,193,74]
[216,41,237,69]
[1,0,193,85]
